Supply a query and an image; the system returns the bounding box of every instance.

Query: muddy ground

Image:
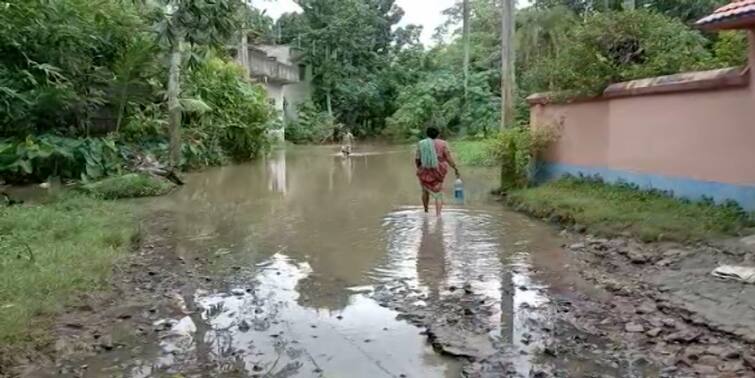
[3,147,755,377]
[3,212,755,377]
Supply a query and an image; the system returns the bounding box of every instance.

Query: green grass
[81,173,175,199]
[0,195,136,349]
[449,139,497,167]
[508,178,752,242]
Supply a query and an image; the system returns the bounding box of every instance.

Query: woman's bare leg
[422,190,430,213]
[435,197,442,216]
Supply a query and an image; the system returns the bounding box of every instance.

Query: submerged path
[33,145,705,377]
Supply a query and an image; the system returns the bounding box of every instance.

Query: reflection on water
[185,254,456,377]
[83,145,623,377]
[267,148,287,194]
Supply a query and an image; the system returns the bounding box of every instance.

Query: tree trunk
[463,0,470,102]
[500,0,516,130]
[326,90,333,118]
[239,28,250,78]
[167,40,183,168]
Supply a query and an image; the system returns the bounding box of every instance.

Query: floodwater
[54,145,651,377]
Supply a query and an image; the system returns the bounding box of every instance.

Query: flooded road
[49,145,655,377]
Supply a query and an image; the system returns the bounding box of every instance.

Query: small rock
[253,365,263,372]
[664,329,701,343]
[99,335,114,351]
[662,318,677,328]
[718,360,744,372]
[531,370,547,378]
[743,354,755,369]
[625,322,644,333]
[573,224,587,233]
[740,234,755,247]
[646,327,663,337]
[655,258,674,267]
[569,243,586,250]
[636,301,657,315]
[543,346,557,357]
[336,315,343,320]
[626,248,650,264]
[238,320,251,332]
[692,364,717,375]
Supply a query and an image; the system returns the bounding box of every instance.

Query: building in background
[234,43,312,142]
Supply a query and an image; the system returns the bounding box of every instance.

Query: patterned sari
[416,138,450,198]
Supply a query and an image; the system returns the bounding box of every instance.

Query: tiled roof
[696,0,755,29]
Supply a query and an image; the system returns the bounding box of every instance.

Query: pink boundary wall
[527,30,755,209]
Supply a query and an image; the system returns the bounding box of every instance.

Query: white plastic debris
[712,265,755,284]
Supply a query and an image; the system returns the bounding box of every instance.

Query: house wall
[530,61,755,209]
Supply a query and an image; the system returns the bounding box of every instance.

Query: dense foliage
[526,10,712,96]
[271,0,734,142]
[0,0,275,184]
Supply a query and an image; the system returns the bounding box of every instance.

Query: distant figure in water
[415,126,459,216]
[340,129,354,157]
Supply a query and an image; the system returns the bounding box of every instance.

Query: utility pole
[500,0,515,130]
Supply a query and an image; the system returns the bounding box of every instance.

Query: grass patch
[449,139,496,167]
[0,194,136,349]
[81,173,175,199]
[508,177,752,242]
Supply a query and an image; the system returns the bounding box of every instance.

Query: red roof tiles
[697,0,755,30]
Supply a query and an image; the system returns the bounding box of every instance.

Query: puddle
[48,145,656,377]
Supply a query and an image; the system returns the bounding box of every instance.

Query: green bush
[528,10,711,96]
[450,139,497,167]
[183,58,273,163]
[385,71,499,141]
[285,101,335,144]
[712,31,749,67]
[0,135,124,183]
[0,0,145,136]
[80,173,175,199]
[493,125,560,191]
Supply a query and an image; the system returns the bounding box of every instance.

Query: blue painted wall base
[536,162,755,211]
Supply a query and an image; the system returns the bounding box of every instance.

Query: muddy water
[66,145,641,377]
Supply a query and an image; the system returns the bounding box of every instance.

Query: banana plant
[138,0,245,167]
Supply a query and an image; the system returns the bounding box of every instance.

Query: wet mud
[7,145,755,378]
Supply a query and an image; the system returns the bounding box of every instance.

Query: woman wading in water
[415,126,459,216]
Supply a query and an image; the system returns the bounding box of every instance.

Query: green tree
[527,10,712,96]
[277,0,405,135]
[142,0,244,166]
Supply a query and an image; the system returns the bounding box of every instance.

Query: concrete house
[234,43,312,142]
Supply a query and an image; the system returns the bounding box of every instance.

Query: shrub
[385,71,499,141]
[712,31,749,67]
[528,10,711,96]
[450,139,497,167]
[285,101,335,144]
[80,173,174,199]
[183,58,273,162]
[0,135,124,183]
[493,122,561,191]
